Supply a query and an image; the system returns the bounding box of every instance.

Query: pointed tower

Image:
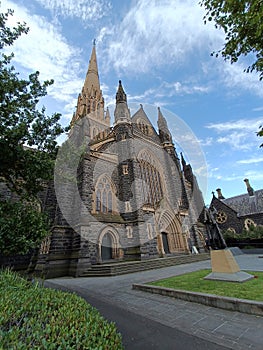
[158,107,180,170]
[114,80,131,125]
[70,42,110,132]
[157,107,172,144]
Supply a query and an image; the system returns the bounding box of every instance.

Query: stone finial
[216,188,225,200]
[180,152,186,170]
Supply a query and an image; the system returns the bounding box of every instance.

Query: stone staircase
[81,253,210,277]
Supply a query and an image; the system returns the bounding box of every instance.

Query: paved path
[45,254,263,350]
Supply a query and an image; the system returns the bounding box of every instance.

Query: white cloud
[206,118,262,132]
[206,118,262,151]
[237,157,263,165]
[252,106,263,112]
[243,170,263,182]
[162,81,210,96]
[34,0,111,22]
[199,137,213,147]
[103,0,223,74]
[100,0,263,97]
[2,0,84,118]
[220,60,263,98]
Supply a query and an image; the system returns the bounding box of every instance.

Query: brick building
[35,44,207,277]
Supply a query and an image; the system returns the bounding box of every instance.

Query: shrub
[0,270,123,349]
[0,200,49,256]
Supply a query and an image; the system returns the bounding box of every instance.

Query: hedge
[0,270,123,349]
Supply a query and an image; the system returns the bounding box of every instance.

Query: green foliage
[223,225,263,240]
[200,0,263,80]
[241,225,263,239]
[0,199,49,255]
[0,7,68,198]
[0,270,124,349]
[149,269,263,301]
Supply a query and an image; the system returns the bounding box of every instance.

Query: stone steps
[81,253,210,277]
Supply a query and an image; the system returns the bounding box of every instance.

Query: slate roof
[221,189,263,216]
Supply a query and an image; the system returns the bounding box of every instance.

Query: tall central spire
[70,42,110,128]
[83,41,100,94]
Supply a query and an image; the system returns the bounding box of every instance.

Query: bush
[0,200,49,256]
[223,225,263,240]
[0,270,123,349]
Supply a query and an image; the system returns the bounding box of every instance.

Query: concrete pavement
[45,253,263,350]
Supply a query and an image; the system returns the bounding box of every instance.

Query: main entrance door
[101,233,112,261]
[161,232,170,254]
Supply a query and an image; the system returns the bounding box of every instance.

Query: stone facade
[35,44,207,278]
[210,182,263,235]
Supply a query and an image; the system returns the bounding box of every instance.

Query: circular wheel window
[244,218,256,231]
[216,211,227,224]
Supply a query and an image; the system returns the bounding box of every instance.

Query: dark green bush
[223,225,263,240]
[0,200,49,256]
[0,270,123,349]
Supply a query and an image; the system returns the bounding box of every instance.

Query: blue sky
[1,0,263,204]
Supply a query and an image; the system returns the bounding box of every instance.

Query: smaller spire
[158,107,172,143]
[157,107,168,130]
[181,152,186,170]
[105,107,110,122]
[114,80,131,125]
[116,80,127,103]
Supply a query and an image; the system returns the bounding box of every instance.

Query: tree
[0,7,67,255]
[0,200,49,255]
[0,8,68,198]
[200,0,263,80]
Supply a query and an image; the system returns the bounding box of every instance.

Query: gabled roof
[131,105,156,129]
[217,189,263,216]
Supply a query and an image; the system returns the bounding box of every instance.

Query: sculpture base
[204,271,254,282]
[205,249,254,283]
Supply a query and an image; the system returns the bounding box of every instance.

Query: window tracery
[216,211,227,224]
[244,218,256,230]
[95,176,115,213]
[137,119,153,135]
[138,151,163,207]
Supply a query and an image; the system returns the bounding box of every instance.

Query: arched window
[108,192,112,213]
[138,151,163,207]
[95,176,115,214]
[96,189,101,211]
[102,190,107,213]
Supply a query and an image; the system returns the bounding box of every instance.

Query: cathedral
[36,44,207,278]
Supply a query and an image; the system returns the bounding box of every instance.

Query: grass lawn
[148,270,263,301]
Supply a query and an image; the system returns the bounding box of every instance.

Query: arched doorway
[157,210,188,254]
[101,232,113,261]
[161,232,170,254]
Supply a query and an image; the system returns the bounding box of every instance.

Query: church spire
[83,41,100,94]
[114,80,131,125]
[70,42,110,128]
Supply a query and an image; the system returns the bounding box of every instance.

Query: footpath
[45,253,263,350]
